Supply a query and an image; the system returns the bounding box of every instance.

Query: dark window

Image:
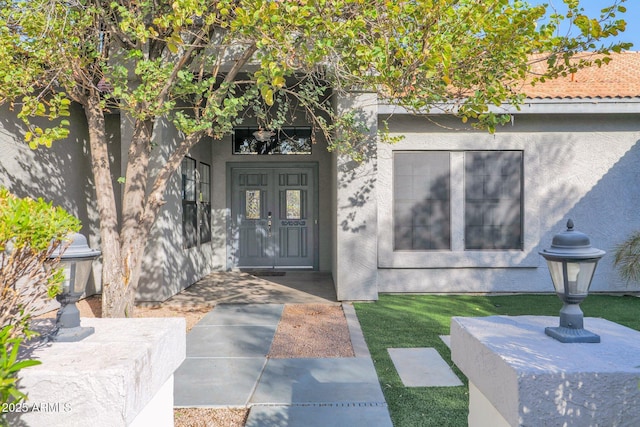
[181,157,197,248]
[199,162,212,244]
[393,152,451,250]
[233,127,312,155]
[464,151,523,250]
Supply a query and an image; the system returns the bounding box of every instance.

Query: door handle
[267,211,272,237]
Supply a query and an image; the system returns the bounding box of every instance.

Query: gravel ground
[37,296,354,426]
[268,303,355,358]
[174,408,249,427]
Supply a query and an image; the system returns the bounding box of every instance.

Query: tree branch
[155,26,215,111]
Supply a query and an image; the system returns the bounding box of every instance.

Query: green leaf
[261,87,274,106]
[272,75,285,88]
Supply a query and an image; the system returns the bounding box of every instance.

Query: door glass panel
[246,190,261,219]
[286,190,301,219]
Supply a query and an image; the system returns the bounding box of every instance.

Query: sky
[527,0,640,50]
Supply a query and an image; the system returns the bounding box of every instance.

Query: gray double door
[230,164,317,269]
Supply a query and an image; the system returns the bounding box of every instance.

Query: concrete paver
[388,347,463,387]
[174,357,266,407]
[342,304,371,358]
[174,301,394,426]
[186,325,277,357]
[439,335,452,348]
[246,404,393,427]
[249,358,387,405]
[196,304,284,326]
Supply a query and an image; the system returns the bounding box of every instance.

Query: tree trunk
[118,118,154,317]
[83,96,134,317]
[83,102,202,316]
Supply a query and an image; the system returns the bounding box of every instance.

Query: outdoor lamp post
[539,219,605,343]
[49,233,101,342]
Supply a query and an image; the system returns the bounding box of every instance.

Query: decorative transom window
[233,127,312,155]
[393,151,523,251]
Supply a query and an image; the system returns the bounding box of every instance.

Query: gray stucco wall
[378,113,640,294]
[136,120,217,302]
[333,92,379,300]
[0,103,118,297]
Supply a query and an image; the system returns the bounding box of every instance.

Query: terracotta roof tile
[522,52,640,99]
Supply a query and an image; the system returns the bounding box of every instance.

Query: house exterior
[2,53,640,301]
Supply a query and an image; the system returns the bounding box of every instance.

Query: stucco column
[332,91,378,300]
[451,315,640,426]
[10,317,185,426]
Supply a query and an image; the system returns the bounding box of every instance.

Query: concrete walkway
[174,303,393,427]
[161,271,339,308]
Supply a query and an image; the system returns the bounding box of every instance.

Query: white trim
[378,98,640,116]
[237,266,314,269]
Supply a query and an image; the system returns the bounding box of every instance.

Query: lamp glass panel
[546,260,565,294]
[546,259,598,296]
[569,261,597,295]
[69,259,95,294]
[59,262,73,294]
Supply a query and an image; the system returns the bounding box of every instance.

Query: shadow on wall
[0,103,122,295]
[452,135,640,292]
[544,137,640,292]
[337,108,378,234]
[0,104,89,216]
[136,170,225,302]
[0,104,123,229]
[135,168,196,302]
[334,104,379,300]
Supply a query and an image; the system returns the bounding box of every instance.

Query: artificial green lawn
[354,294,640,427]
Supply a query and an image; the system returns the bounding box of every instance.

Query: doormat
[246,270,286,277]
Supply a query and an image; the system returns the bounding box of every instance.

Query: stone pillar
[332,91,379,301]
[10,317,185,427]
[451,315,640,426]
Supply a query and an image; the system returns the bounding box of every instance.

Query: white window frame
[378,138,540,269]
